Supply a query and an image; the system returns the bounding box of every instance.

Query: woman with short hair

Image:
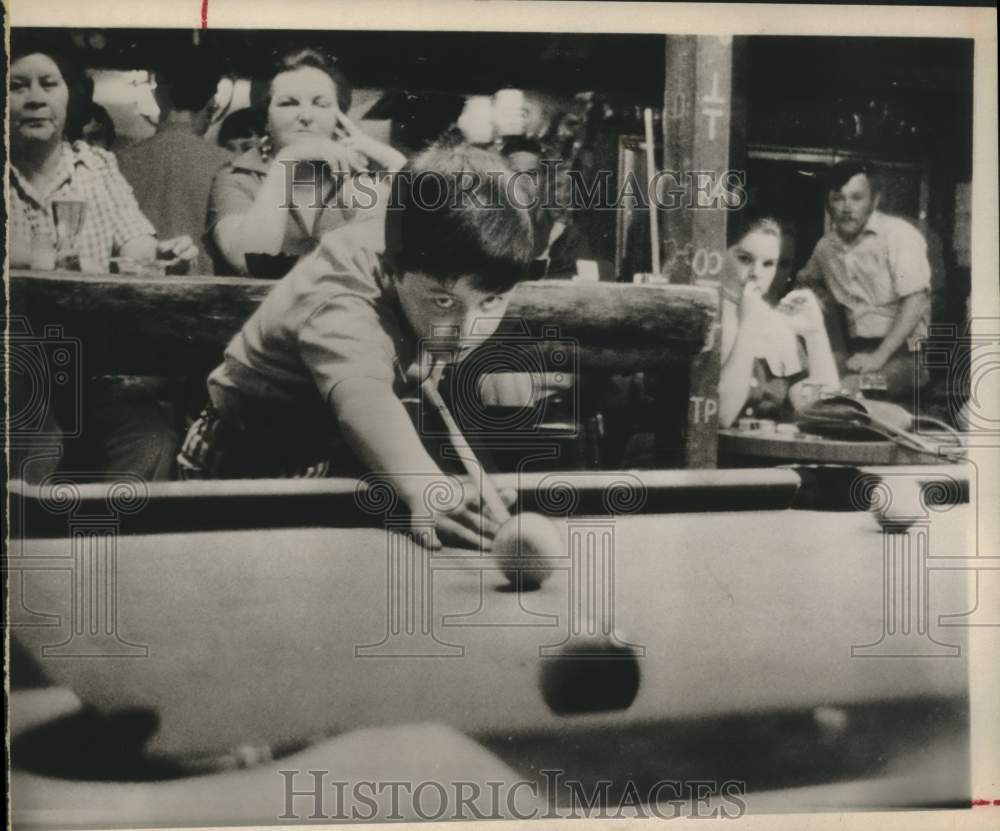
[207,46,406,275]
[8,34,197,273]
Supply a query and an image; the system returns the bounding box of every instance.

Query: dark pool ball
[540,636,641,715]
[491,512,561,589]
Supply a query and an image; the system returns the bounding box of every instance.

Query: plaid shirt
[9,141,156,273]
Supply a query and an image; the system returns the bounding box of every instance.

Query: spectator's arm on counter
[209,162,290,275]
[847,290,929,374]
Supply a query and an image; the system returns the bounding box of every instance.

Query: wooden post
[662,35,737,467]
[662,35,696,285]
[662,35,734,286]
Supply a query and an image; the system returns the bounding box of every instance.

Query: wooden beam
[9,270,718,377]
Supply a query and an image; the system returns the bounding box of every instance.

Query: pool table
[7,466,977,822]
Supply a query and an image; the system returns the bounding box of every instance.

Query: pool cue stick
[644,107,661,277]
[421,361,512,523]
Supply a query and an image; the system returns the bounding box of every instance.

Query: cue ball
[492,512,560,589]
[871,478,924,533]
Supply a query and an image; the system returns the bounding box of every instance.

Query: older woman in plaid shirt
[8,34,198,272]
[8,34,201,481]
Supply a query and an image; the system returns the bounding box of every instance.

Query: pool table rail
[9,468,804,538]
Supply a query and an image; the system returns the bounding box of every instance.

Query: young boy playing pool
[179,141,535,548]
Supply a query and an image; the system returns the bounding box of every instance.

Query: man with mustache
[797,161,931,404]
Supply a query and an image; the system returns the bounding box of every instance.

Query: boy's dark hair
[386,142,535,293]
[154,50,223,114]
[217,107,265,147]
[264,46,352,114]
[825,160,879,195]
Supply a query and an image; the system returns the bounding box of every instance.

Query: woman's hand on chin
[737,281,770,328]
[276,134,358,174]
[333,110,407,171]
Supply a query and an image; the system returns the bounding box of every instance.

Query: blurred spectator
[217,107,265,155]
[117,49,232,274]
[79,102,116,150]
[797,161,932,403]
[501,136,595,279]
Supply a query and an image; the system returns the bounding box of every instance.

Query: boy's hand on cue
[398,477,506,550]
[433,487,517,547]
[437,492,501,549]
[497,488,518,514]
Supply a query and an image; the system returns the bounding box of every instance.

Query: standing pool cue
[644,107,661,277]
[421,361,511,523]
